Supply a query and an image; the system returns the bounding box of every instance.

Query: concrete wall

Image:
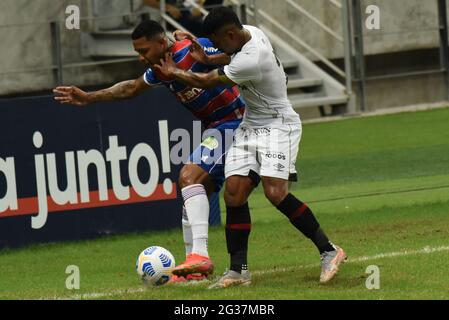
[0,0,144,95]
[254,0,443,59]
[0,0,66,94]
[365,73,447,111]
[243,0,448,114]
[295,70,448,119]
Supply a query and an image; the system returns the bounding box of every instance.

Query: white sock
[182,184,210,258]
[181,206,193,256]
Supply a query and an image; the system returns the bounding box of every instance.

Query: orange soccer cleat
[168,273,209,284]
[168,275,187,283]
[172,253,214,276]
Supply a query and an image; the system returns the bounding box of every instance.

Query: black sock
[226,203,251,273]
[277,193,334,254]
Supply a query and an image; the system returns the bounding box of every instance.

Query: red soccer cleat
[168,275,187,283]
[167,273,208,284]
[186,273,208,281]
[172,253,214,276]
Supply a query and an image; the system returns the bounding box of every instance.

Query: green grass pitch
[1,107,449,300]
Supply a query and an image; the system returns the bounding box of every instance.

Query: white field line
[52,245,449,300]
[253,245,449,275]
[302,102,449,124]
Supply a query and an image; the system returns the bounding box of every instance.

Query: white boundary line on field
[302,102,449,124]
[53,244,449,300]
[253,245,449,275]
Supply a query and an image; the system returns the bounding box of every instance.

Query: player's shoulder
[144,67,169,83]
[239,26,264,53]
[233,40,260,65]
[245,25,271,47]
[244,24,262,34]
[197,37,220,55]
[244,25,265,41]
[172,39,192,54]
[197,37,213,46]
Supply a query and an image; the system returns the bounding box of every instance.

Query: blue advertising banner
[0,87,221,248]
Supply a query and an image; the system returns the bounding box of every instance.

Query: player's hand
[189,37,209,65]
[173,30,196,41]
[153,52,177,78]
[53,86,90,106]
[173,31,209,65]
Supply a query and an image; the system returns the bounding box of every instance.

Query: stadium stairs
[81,0,350,116]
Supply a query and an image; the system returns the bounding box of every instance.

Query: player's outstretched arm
[154,53,235,89]
[53,76,151,106]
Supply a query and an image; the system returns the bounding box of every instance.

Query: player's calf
[276,193,346,281]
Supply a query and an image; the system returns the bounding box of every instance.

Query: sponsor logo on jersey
[265,152,286,160]
[253,128,271,135]
[176,87,204,103]
[204,47,219,54]
[273,163,285,171]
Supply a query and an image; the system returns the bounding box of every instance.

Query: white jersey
[224,25,300,128]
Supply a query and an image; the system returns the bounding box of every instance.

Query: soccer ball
[136,246,176,286]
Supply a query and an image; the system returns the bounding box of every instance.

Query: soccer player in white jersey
[155,7,347,288]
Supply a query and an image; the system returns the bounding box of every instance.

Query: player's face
[133,36,167,66]
[209,28,239,55]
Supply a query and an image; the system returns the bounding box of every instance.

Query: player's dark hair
[131,19,165,40]
[203,7,243,35]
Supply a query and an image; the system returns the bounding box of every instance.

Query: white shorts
[224,123,302,182]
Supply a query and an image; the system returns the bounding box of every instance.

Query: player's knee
[178,165,199,189]
[263,186,288,206]
[178,164,215,196]
[224,179,248,206]
[224,189,248,207]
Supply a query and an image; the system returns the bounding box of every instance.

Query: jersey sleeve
[223,51,262,85]
[197,38,222,56]
[143,68,162,85]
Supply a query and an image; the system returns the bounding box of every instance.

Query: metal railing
[0,14,145,87]
[3,0,447,110]
[349,0,449,110]
[229,1,349,75]
[230,0,354,111]
[286,0,343,43]
[240,0,449,112]
[184,0,209,16]
[257,9,346,78]
[0,0,216,87]
[0,0,354,106]
[159,0,188,32]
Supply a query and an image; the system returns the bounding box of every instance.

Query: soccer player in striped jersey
[53,19,246,283]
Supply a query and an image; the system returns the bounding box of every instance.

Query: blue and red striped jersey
[143,38,245,129]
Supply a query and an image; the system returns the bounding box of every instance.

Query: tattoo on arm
[89,77,150,102]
